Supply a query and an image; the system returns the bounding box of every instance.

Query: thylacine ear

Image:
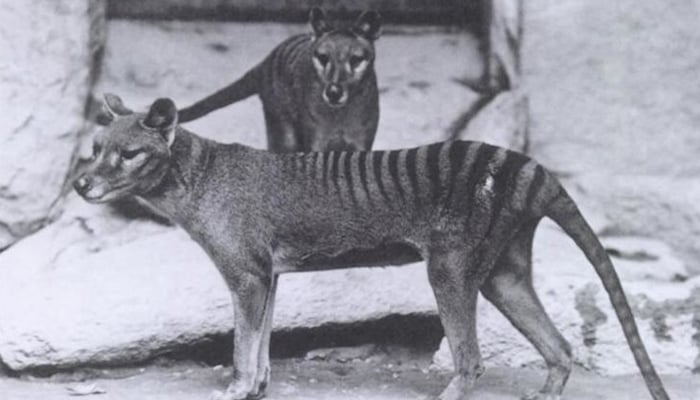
[309,8,332,38]
[98,93,133,125]
[353,11,382,41]
[141,98,178,148]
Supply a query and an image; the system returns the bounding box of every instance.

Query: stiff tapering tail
[178,66,262,123]
[545,188,670,400]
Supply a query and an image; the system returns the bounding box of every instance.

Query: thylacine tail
[544,186,670,400]
[178,65,262,123]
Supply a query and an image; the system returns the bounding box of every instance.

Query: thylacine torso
[74,95,669,400]
[178,8,381,152]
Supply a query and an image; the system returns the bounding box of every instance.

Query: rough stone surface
[524,0,700,273]
[432,222,699,376]
[0,0,105,249]
[574,174,700,278]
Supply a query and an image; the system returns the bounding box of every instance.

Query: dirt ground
[2,347,697,400]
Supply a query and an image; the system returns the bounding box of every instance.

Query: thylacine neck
[136,127,213,225]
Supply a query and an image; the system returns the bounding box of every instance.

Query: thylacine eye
[315,52,330,67]
[349,55,364,69]
[121,149,143,161]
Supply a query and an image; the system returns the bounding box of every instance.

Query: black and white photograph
[0,1,698,399]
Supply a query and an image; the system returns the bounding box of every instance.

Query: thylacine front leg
[210,252,272,400]
[252,274,278,398]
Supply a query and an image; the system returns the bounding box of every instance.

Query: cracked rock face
[0,0,105,249]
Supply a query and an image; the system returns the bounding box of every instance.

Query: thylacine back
[178,8,381,152]
[74,96,670,400]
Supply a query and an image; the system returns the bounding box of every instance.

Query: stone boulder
[0,0,105,249]
[523,0,700,273]
[432,222,698,375]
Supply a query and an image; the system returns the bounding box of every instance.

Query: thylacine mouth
[79,183,134,204]
[322,95,348,108]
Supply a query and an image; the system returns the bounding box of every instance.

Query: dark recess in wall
[174,314,444,366]
[107,0,481,27]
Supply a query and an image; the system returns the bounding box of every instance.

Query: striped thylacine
[73,95,670,400]
[178,8,381,153]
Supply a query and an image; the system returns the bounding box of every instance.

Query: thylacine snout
[73,94,177,203]
[310,8,381,107]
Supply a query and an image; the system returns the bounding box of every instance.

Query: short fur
[177,8,381,152]
[74,96,670,400]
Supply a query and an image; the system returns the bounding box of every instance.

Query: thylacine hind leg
[481,220,572,400]
[427,246,486,400]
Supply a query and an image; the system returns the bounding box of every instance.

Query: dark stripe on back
[525,165,545,209]
[464,144,498,218]
[331,151,342,198]
[405,148,419,206]
[445,142,469,205]
[485,151,530,236]
[372,151,390,203]
[344,152,358,207]
[287,155,297,179]
[309,152,319,181]
[322,151,331,192]
[358,152,370,200]
[426,143,442,204]
[388,151,404,201]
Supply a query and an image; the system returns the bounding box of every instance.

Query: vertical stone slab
[450,0,528,152]
[523,0,700,273]
[0,0,105,249]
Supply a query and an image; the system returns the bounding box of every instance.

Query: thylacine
[178,8,381,153]
[74,95,670,400]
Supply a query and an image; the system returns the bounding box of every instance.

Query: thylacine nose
[73,176,92,194]
[324,84,344,104]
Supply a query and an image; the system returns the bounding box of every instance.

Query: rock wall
[0,0,105,249]
[524,0,700,273]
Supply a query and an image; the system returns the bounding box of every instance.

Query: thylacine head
[308,8,381,107]
[73,94,178,203]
